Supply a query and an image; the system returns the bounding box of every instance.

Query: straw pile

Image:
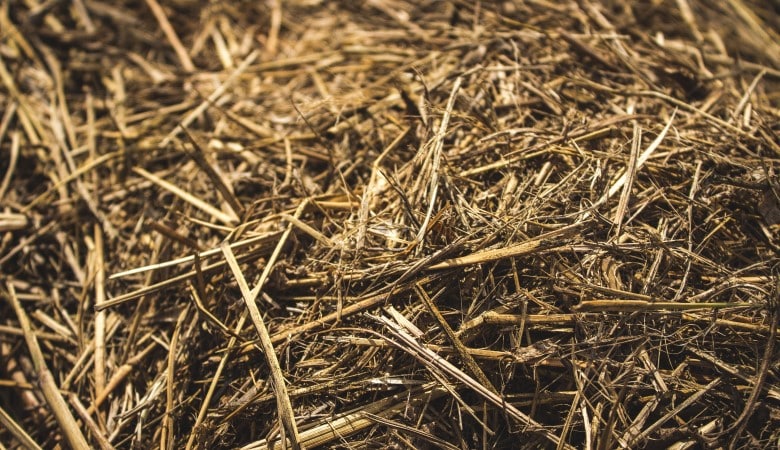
[1,1,779,448]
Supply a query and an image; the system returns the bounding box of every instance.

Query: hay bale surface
[1,1,778,448]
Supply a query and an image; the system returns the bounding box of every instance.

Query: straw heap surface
[1,1,779,448]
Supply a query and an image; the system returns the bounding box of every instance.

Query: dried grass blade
[132,166,238,225]
[429,222,582,270]
[725,0,780,66]
[184,311,248,450]
[376,314,572,449]
[241,383,447,450]
[0,403,43,450]
[266,289,392,346]
[605,110,675,204]
[161,308,188,450]
[5,282,90,450]
[0,211,27,232]
[108,232,280,279]
[613,122,640,236]
[625,377,721,447]
[479,312,579,325]
[22,151,121,212]
[143,0,195,71]
[415,283,498,394]
[92,225,108,406]
[416,76,461,245]
[221,244,302,450]
[87,342,157,414]
[280,213,334,246]
[363,412,461,450]
[688,347,780,401]
[181,128,245,218]
[159,49,259,147]
[573,299,744,312]
[0,127,19,200]
[99,249,267,309]
[67,395,112,450]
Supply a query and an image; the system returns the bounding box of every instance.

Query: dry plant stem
[222,246,302,450]
[5,282,90,450]
[0,211,27,232]
[108,232,281,279]
[22,151,121,212]
[416,76,461,246]
[559,30,615,69]
[357,126,411,251]
[0,404,43,450]
[87,342,157,414]
[161,308,188,450]
[148,221,205,252]
[727,300,778,449]
[687,347,780,401]
[362,412,460,450]
[575,79,749,137]
[462,114,645,177]
[188,283,234,337]
[557,387,581,450]
[68,395,113,450]
[573,299,743,312]
[674,159,703,301]
[256,278,447,349]
[0,128,19,200]
[731,69,766,122]
[625,377,722,447]
[241,383,448,450]
[724,0,780,66]
[620,348,669,445]
[62,316,120,390]
[613,122,640,236]
[181,128,245,218]
[428,222,583,270]
[0,101,17,149]
[376,314,571,449]
[415,283,497,394]
[472,312,580,326]
[98,244,269,309]
[342,337,545,363]
[93,225,107,407]
[0,54,39,143]
[159,49,259,147]
[0,324,69,343]
[132,167,238,225]
[143,0,195,71]
[675,0,704,42]
[221,202,308,450]
[0,342,44,421]
[670,419,721,449]
[279,213,334,246]
[681,314,780,335]
[184,311,248,450]
[594,110,676,217]
[118,233,164,366]
[39,46,118,237]
[264,0,282,59]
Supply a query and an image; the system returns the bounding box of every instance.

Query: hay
[1,0,779,448]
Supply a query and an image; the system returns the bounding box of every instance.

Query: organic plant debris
[1,1,779,449]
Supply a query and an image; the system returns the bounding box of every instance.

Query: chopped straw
[1,1,778,449]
